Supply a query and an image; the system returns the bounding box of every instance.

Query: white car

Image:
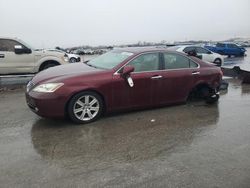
[0,37,69,74]
[48,49,81,63]
[169,45,224,66]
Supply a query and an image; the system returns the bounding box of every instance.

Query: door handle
[0,54,5,58]
[151,75,162,79]
[192,71,200,75]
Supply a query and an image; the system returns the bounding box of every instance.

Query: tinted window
[196,47,210,54]
[127,53,160,72]
[183,46,195,53]
[190,61,198,68]
[0,39,22,52]
[163,53,198,69]
[227,43,238,48]
[216,43,225,48]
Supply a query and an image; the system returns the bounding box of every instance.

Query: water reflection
[31,103,219,169]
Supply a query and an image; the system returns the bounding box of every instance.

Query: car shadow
[30,102,219,169]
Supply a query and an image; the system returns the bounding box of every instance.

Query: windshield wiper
[86,63,98,68]
[86,63,108,70]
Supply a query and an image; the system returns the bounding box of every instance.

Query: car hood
[34,49,65,57]
[32,63,104,84]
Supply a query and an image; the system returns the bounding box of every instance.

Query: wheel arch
[187,81,212,100]
[38,60,60,71]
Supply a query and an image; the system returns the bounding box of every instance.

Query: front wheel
[67,91,104,124]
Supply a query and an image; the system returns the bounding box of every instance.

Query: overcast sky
[0,0,249,48]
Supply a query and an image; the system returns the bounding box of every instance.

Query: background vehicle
[169,45,224,66]
[204,42,246,57]
[26,48,222,124]
[48,49,81,63]
[0,37,69,74]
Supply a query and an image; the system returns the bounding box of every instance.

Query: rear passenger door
[153,52,199,105]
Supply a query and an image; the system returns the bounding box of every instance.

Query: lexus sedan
[26,48,222,124]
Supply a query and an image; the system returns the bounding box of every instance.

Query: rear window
[227,43,238,48]
[183,46,195,53]
[163,53,198,69]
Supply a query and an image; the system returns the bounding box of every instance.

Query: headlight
[32,83,64,93]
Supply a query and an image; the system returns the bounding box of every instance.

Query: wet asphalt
[0,77,250,188]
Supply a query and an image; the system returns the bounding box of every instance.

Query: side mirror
[207,51,212,54]
[14,45,32,54]
[122,65,134,76]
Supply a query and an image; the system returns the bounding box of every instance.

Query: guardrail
[0,74,34,87]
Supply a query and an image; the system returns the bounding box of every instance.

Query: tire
[213,58,222,66]
[240,52,245,57]
[200,87,219,104]
[205,94,219,104]
[67,91,104,124]
[70,57,77,63]
[40,62,58,71]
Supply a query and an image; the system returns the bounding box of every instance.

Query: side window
[164,53,189,69]
[196,47,210,54]
[163,53,198,69]
[227,43,238,48]
[127,53,160,72]
[183,47,195,53]
[216,43,225,48]
[0,39,22,52]
[190,60,198,68]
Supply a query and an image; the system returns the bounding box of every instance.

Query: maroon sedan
[26,48,222,123]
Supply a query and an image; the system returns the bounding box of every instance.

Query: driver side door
[111,52,162,111]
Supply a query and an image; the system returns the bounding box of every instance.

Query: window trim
[162,52,200,70]
[195,47,210,54]
[114,51,200,75]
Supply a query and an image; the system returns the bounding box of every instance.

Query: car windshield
[87,51,134,69]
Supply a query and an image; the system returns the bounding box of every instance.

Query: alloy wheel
[73,95,100,121]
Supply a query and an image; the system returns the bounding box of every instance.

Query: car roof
[114,47,171,54]
[0,37,20,40]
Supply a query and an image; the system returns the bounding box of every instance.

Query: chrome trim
[151,75,163,79]
[192,71,200,75]
[113,51,200,75]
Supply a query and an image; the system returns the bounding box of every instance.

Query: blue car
[205,42,246,57]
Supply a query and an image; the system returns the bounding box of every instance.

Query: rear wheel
[200,87,219,104]
[213,58,222,66]
[70,57,77,63]
[67,91,104,124]
[189,85,219,104]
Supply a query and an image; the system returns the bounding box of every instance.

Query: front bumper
[25,91,67,118]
